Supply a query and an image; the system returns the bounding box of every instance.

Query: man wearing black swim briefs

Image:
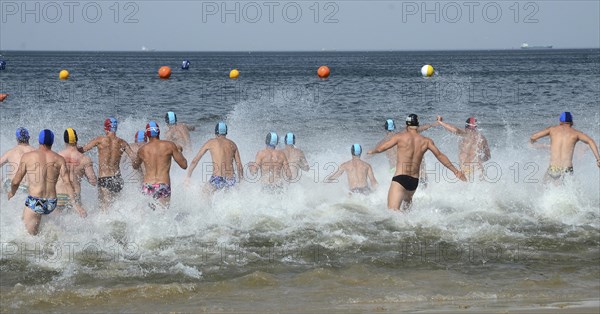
[368,114,466,211]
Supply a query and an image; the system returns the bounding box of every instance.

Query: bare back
[19,149,65,198]
[283,146,309,179]
[255,149,289,185]
[340,159,372,189]
[165,124,192,150]
[56,148,94,194]
[547,125,582,168]
[137,140,186,185]
[458,131,490,166]
[0,144,35,181]
[392,132,430,177]
[86,134,130,177]
[205,137,239,178]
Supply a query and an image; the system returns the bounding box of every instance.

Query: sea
[0,50,599,312]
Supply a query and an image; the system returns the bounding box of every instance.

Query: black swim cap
[406,114,419,127]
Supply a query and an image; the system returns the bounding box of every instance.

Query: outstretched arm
[79,136,101,153]
[368,136,398,155]
[428,140,466,181]
[437,119,464,135]
[417,121,439,133]
[324,163,346,183]
[186,143,209,178]
[577,132,600,167]
[530,127,551,143]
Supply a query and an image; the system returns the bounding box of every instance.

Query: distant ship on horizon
[521,43,552,49]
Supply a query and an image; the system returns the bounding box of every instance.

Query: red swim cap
[104,117,118,132]
[465,117,477,129]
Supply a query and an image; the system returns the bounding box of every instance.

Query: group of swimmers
[1,110,599,235]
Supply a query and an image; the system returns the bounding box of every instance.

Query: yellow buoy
[421,65,434,77]
[59,69,70,80]
[229,69,239,79]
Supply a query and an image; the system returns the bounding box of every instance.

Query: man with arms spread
[282,132,309,182]
[79,117,135,211]
[8,130,86,235]
[1,127,35,193]
[437,115,491,179]
[56,128,97,211]
[186,122,243,193]
[326,144,378,195]
[133,121,188,209]
[530,112,600,183]
[369,114,466,211]
[251,132,292,193]
[164,111,195,152]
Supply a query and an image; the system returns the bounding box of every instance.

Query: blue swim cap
[351,144,362,156]
[266,132,278,147]
[215,121,227,135]
[16,127,30,143]
[38,129,54,147]
[285,132,295,145]
[135,130,147,143]
[165,111,177,125]
[145,121,160,138]
[385,119,396,131]
[560,112,573,123]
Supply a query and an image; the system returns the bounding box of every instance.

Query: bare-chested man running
[251,132,291,193]
[1,127,35,193]
[133,121,188,210]
[164,111,195,152]
[8,129,86,235]
[56,128,97,211]
[79,117,135,211]
[326,144,378,195]
[186,122,243,193]
[369,114,466,211]
[437,115,491,179]
[530,112,600,183]
[374,118,439,188]
[282,132,309,182]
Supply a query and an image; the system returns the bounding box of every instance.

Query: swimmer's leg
[400,189,417,211]
[387,182,403,211]
[22,207,42,235]
[98,187,112,212]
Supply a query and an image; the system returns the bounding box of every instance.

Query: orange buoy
[317,66,330,78]
[0,93,8,102]
[158,66,172,79]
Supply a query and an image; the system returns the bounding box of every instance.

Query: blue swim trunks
[25,195,57,215]
[209,176,236,190]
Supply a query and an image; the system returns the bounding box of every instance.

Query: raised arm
[172,143,188,170]
[437,119,464,135]
[417,121,439,133]
[186,143,209,178]
[577,132,600,167]
[530,127,551,143]
[368,135,398,155]
[428,139,466,181]
[59,159,87,217]
[82,156,97,186]
[367,164,378,188]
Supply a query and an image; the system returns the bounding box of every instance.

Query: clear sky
[1,0,599,51]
